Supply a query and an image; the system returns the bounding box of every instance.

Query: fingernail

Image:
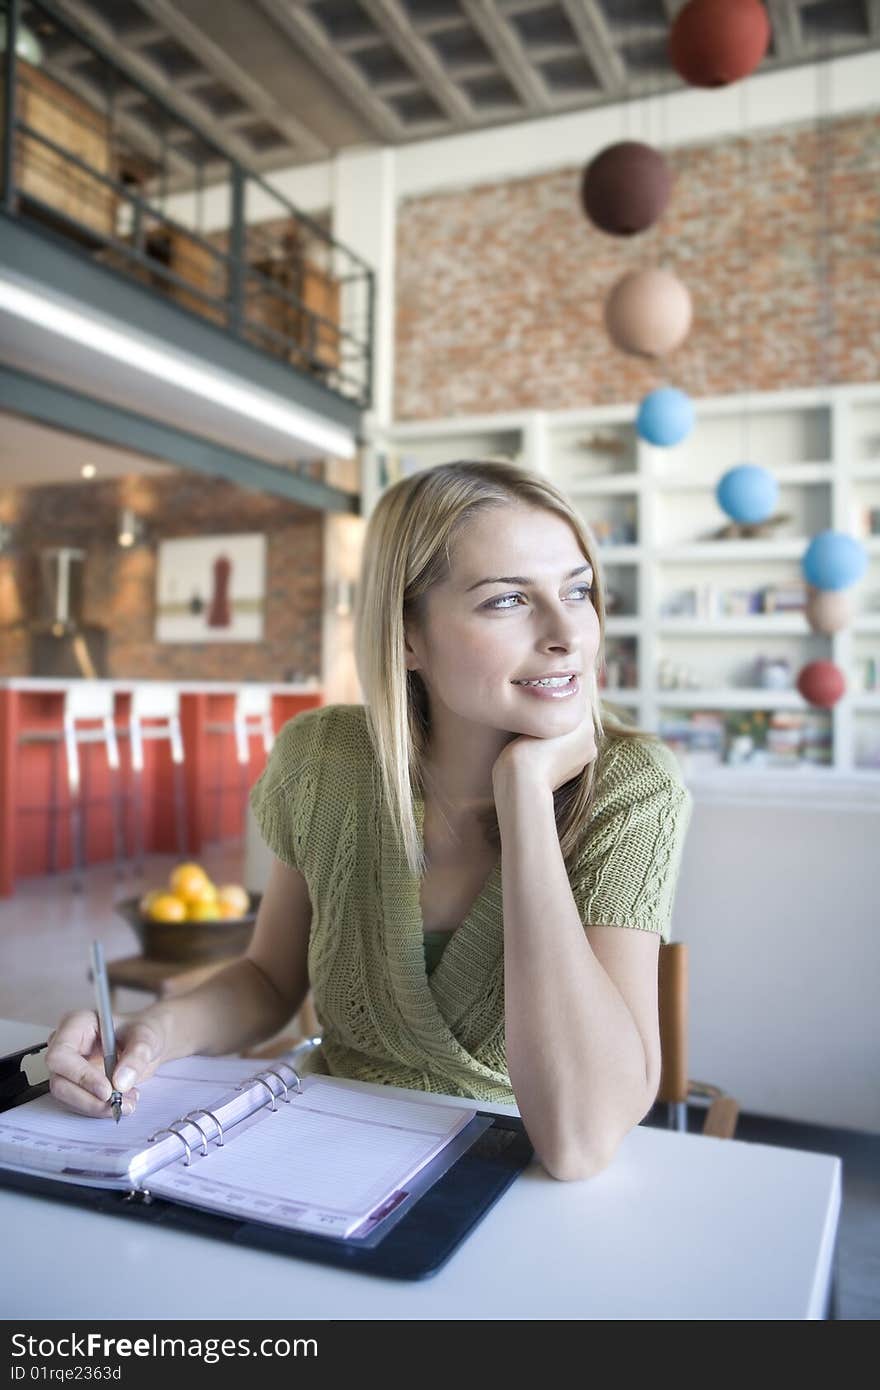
[115,1066,136,1090]
[95,1077,112,1101]
[122,1099,135,1116]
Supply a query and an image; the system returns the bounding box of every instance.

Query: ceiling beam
[49,0,286,179]
[460,0,553,111]
[134,0,328,161]
[359,0,476,124]
[559,0,627,95]
[256,0,406,143]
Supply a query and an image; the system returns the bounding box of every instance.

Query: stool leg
[48,738,60,876]
[131,767,145,879]
[173,760,187,857]
[110,765,126,881]
[71,743,86,894]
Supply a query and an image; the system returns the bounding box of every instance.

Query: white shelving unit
[369,383,880,780]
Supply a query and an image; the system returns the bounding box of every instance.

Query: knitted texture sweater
[249,703,693,1104]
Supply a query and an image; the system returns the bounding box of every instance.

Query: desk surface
[0,1020,841,1320]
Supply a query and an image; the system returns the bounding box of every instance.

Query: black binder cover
[0,1071,534,1282]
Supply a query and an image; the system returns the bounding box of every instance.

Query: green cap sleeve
[249,708,324,873]
[570,737,693,944]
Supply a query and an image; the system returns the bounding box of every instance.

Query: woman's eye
[484,584,592,611]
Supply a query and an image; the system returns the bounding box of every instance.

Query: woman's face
[405,503,601,738]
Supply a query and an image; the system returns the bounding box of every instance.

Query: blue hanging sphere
[635,387,695,446]
[716,464,778,525]
[802,531,868,592]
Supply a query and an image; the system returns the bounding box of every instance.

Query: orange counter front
[0,679,322,898]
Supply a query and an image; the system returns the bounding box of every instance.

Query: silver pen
[91,940,124,1123]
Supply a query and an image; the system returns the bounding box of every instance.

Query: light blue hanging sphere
[635,387,695,447]
[802,530,868,592]
[716,464,778,525]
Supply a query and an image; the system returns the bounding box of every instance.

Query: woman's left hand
[491,712,599,796]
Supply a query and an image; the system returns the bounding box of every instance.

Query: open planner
[0,1052,534,1278]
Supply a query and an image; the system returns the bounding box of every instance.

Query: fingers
[111,1020,164,1094]
[45,1010,113,1116]
[46,1008,156,1119]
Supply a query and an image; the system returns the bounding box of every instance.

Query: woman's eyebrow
[466,563,593,592]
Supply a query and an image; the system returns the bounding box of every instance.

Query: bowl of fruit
[116,862,261,963]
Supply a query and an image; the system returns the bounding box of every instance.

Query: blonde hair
[354,459,659,879]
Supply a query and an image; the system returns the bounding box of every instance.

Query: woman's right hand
[45,1009,167,1118]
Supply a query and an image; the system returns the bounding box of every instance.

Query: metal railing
[1,0,374,411]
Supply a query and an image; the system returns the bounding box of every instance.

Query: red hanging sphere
[581,141,673,236]
[796,660,846,708]
[669,0,771,88]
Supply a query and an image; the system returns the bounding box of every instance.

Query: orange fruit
[138,888,162,916]
[215,884,250,919]
[168,862,212,904]
[187,899,222,921]
[148,893,187,923]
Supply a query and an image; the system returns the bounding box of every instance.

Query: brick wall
[395,112,880,421]
[0,473,323,680]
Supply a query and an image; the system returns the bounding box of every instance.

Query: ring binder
[149,1124,193,1166]
[180,1112,213,1156]
[147,1062,304,1162]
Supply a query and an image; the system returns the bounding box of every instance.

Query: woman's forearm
[131,957,296,1063]
[494,768,653,1181]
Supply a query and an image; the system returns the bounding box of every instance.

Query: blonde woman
[46,461,692,1182]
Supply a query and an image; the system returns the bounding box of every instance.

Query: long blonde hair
[354,459,659,879]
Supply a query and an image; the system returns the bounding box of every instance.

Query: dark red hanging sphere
[669,0,771,88]
[580,141,673,236]
[796,660,846,709]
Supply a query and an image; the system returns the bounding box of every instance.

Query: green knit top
[249,703,693,1104]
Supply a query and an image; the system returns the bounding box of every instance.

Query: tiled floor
[2,851,877,1320]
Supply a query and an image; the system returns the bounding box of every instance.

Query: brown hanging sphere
[669,0,771,88]
[604,268,693,358]
[581,141,673,236]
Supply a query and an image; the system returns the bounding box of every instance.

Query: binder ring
[195,1108,225,1147]
[235,1075,280,1111]
[259,1068,294,1103]
[276,1061,304,1093]
[180,1111,214,1155]
[148,1124,193,1166]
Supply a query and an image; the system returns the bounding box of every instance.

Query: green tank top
[423,929,455,976]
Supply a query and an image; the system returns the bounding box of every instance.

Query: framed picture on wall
[155,534,266,643]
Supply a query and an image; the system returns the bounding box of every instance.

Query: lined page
[149,1078,476,1237]
[0,1056,295,1184]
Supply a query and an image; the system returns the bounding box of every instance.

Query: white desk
[0,1020,841,1320]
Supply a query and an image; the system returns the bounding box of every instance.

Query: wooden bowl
[115,894,261,963]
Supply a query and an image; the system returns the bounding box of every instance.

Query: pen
[91,940,124,1123]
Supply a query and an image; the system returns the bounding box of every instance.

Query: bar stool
[127,683,188,876]
[207,686,275,843]
[60,682,127,892]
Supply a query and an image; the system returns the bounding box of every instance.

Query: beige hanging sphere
[604,268,693,358]
[805,586,852,635]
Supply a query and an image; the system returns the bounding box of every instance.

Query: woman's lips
[512,674,580,700]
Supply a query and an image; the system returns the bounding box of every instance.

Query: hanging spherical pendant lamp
[604,268,693,358]
[669,0,771,88]
[636,387,695,446]
[581,141,673,236]
[796,660,846,709]
[805,587,852,636]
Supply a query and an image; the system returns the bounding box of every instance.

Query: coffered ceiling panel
[24,0,880,187]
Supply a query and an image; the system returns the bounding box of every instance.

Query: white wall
[674,790,879,1133]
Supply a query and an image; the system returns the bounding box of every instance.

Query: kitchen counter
[0,680,323,895]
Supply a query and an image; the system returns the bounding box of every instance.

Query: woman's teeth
[514,675,573,687]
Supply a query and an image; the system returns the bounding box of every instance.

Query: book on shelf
[0,1055,481,1242]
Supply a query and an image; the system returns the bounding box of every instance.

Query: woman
[45,460,693,1181]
